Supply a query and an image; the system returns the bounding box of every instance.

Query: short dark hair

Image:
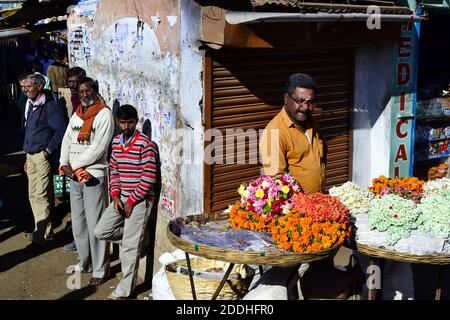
[68,67,86,79]
[285,73,317,94]
[78,77,97,92]
[117,104,138,120]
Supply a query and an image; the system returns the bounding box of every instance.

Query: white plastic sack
[151,249,198,300]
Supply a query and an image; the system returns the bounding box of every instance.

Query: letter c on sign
[396,120,408,139]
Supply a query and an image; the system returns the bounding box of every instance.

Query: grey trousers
[94,197,153,298]
[70,177,109,278]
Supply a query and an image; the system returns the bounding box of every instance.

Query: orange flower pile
[292,193,350,224]
[271,213,350,253]
[229,202,276,232]
[369,175,424,202]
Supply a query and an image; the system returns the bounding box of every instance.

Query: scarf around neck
[75,98,107,143]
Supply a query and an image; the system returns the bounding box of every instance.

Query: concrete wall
[353,45,393,187]
[67,0,204,278]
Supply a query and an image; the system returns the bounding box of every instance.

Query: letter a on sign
[395,144,408,162]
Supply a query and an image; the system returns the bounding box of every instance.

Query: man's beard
[297,109,311,118]
[81,97,96,107]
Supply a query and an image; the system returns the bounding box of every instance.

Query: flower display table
[167,214,341,300]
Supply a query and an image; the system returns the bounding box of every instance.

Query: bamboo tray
[347,241,450,265]
[167,214,340,267]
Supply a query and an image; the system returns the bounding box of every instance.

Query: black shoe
[24,242,46,253]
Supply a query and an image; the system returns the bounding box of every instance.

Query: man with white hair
[22,73,66,252]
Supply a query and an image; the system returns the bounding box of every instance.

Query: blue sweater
[23,95,67,155]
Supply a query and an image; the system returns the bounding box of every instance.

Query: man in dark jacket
[23,73,67,251]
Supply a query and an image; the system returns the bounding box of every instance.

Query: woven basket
[165,258,254,300]
[168,215,341,267]
[347,241,450,265]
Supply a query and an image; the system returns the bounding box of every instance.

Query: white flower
[329,181,373,215]
[242,190,250,199]
[418,189,450,239]
[368,194,420,245]
[282,203,291,215]
[423,178,450,197]
[261,180,270,189]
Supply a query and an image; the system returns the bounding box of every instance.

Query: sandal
[88,277,107,286]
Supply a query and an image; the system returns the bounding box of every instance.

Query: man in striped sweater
[94,104,159,300]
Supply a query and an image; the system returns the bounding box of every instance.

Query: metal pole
[185,252,197,300]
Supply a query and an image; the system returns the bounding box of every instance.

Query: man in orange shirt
[259,74,363,299]
[260,73,325,194]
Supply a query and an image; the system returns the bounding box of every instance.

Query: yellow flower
[255,189,265,198]
[238,185,245,195]
[281,185,290,194]
[267,200,272,207]
[276,179,282,185]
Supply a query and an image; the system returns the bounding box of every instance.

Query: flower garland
[229,202,276,232]
[271,213,350,253]
[329,181,374,215]
[423,178,450,197]
[292,193,350,224]
[237,174,303,217]
[418,189,450,239]
[368,194,421,245]
[369,175,424,202]
[230,174,303,231]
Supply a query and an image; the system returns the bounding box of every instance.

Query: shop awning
[0,0,76,30]
[0,7,21,21]
[0,26,30,38]
[419,0,449,8]
[249,0,413,13]
[225,11,423,24]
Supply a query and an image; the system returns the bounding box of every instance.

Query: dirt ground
[0,150,151,300]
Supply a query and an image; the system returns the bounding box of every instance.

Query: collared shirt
[259,108,326,194]
[119,130,137,148]
[24,93,46,125]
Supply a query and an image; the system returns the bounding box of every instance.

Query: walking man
[23,73,66,252]
[60,77,114,285]
[95,104,159,299]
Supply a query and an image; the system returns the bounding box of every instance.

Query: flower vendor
[257,73,364,299]
[259,73,325,195]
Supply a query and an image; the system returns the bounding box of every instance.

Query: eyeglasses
[289,94,315,106]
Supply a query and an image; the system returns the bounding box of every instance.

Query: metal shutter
[204,48,353,213]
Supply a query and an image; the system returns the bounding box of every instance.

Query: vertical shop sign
[390,20,419,177]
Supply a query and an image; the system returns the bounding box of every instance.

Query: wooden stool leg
[435,265,443,300]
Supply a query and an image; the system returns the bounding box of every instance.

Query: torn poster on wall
[68,24,92,69]
[89,17,181,215]
[73,0,99,21]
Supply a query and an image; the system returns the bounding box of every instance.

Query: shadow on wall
[142,118,161,289]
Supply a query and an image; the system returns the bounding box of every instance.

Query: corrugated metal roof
[250,0,412,14]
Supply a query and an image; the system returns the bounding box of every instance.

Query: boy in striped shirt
[94,104,158,300]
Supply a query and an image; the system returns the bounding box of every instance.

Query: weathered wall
[353,45,393,187]
[67,0,205,279]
